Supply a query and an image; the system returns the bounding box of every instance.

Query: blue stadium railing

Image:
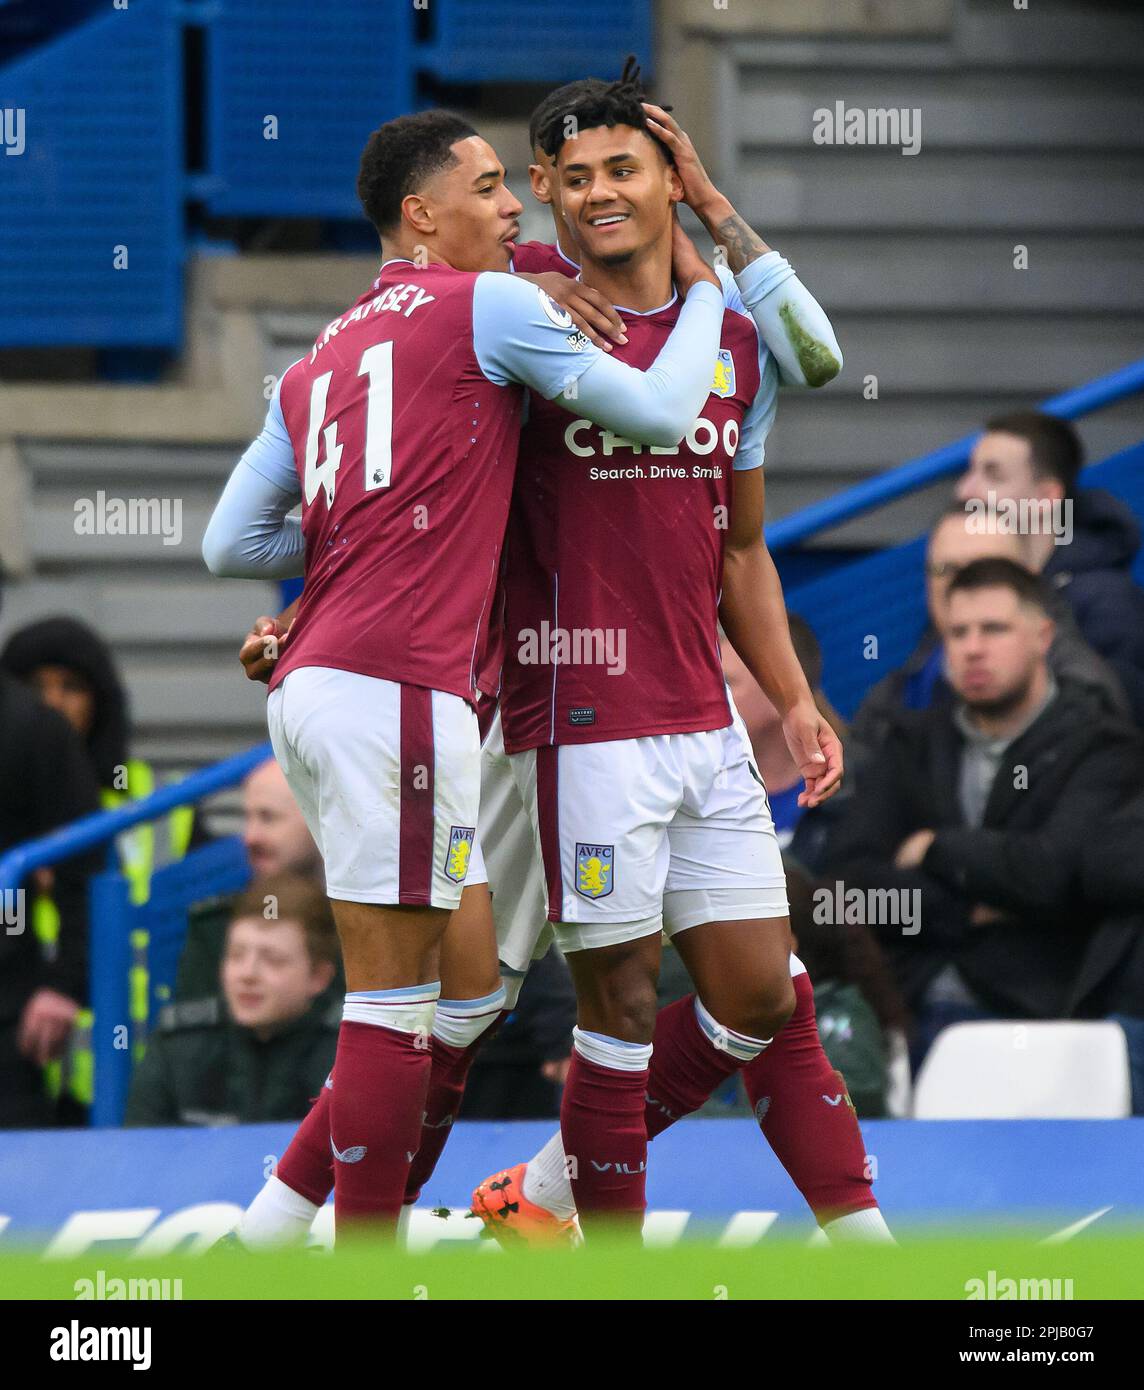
[0,358,1142,1124]
[0,744,269,1126]
[776,356,1144,717]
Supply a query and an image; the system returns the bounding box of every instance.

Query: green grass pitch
[3,1230,1144,1300]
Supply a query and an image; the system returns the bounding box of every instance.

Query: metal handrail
[767,357,1144,552]
[0,742,272,892]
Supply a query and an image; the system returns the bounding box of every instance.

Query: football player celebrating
[471,74,890,1245]
[202,107,729,1238]
[463,71,843,1235]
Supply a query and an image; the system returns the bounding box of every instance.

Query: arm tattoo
[711,210,770,273]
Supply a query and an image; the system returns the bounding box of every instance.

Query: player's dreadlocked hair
[357,110,478,236]
[528,76,611,153]
[534,55,673,165]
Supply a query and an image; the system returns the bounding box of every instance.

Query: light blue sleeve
[473,271,603,400]
[473,272,726,449]
[735,251,843,389]
[735,349,779,472]
[201,383,306,579]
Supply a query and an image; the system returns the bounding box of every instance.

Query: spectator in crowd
[720,612,854,875]
[853,504,1131,750]
[460,947,577,1121]
[0,664,102,1127]
[175,757,326,1001]
[828,558,1144,1067]
[1,617,205,898]
[125,874,339,1127]
[2,616,206,1111]
[956,411,1144,721]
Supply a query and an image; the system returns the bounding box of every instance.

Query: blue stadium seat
[419,0,652,84]
[0,0,182,347]
[204,0,415,218]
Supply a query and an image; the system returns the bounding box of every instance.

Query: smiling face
[221,916,332,1034]
[411,135,523,272]
[554,123,680,267]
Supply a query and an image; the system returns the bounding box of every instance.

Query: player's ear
[402,192,435,237]
[528,162,553,206]
[667,165,684,204]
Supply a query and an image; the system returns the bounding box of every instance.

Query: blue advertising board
[1,1119,1142,1255]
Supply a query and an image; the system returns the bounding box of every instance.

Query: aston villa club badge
[445,825,475,883]
[575,842,614,900]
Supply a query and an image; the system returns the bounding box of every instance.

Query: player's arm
[201,386,306,579]
[473,226,724,449]
[718,385,843,807]
[642,102,842,389]
[512,271,628,352]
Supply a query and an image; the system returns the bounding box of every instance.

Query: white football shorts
[506,702,789,956]
[266,665,480,910]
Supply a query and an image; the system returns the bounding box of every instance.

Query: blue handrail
[767,357,1144,552]
[0,742,272,893]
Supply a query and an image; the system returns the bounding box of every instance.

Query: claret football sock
[403,988,507,1204]
[330,985,439,1233]
[275,1077,334,1207]
[645,994,769,1138]
[741,971,883,1229]
[560,1027,652,1234]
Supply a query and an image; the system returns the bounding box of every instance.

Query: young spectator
[125,875,339,1126]
[956,411,1144,721]
[829,559,1144,1066]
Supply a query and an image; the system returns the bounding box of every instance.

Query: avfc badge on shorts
[445,826,475,883]
[711,348,736,399]
[575,843,614,900]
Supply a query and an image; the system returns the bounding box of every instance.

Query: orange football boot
[470,1163,578,1247]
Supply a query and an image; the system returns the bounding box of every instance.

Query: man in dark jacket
[956,410,1144,722]
[829,559,1144,1065]
[126,874,338,1126]
[852,504,1131,753]
[0,671,103,1126]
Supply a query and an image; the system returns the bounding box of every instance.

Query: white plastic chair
[912,1020,1131,1119]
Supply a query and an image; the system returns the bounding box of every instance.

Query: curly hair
[534,55,672,165]
[357,110,478,236]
